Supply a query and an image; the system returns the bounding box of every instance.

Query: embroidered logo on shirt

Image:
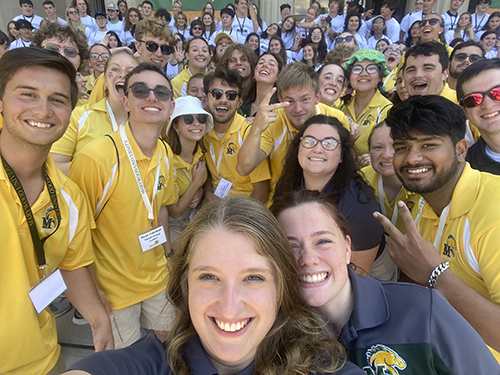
[362,114,375,127]
[157,175,166,191]
[364,344,407,375]
[442,234,457,259]
[226,142,237,155]
[41,207,58,232]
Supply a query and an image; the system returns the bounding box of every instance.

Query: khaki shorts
[110,291,175,349]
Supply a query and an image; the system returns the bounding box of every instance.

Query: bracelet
[428,262,450,289]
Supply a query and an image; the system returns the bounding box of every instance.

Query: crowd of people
[2,0,500,374]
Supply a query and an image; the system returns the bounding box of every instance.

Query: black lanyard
[1,155,61,276]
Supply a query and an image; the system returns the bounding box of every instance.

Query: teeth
[381,162,392,166]
[309,157,324,161]
[28,121,52,128]
[300,272,328,284]
[325,89,336,94]
[144,107,160,111]
[216,106,229,110]
[407,168,428,174]
[215,318,249,332]
[260,71,269,75]
[483,111,499,119]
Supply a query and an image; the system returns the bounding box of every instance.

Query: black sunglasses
[182,114,208,124]
[127,83,172,101]
[420,18,440,26]
[208,88,239,101]
[43,44,79,58]
[453,53,482,63]
[460,85,500,108]
[335,35,354,44]
[137,40,173,55]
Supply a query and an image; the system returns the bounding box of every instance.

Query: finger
[396,200,420,236]
[265,101,290,111]
[373,211,404,240]
[260,87,277,107]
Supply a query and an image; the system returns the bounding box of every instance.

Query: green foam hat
[344,49,390,77]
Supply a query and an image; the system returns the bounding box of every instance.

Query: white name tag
[138,225,167,252]
[29,269,67,314]
[214,178,232,199]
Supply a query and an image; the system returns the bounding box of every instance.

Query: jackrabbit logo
[364,344,407,375]
[41,207,58,232]
[226,142,237,155]
[157,175,166,191]
[443,234,457,259]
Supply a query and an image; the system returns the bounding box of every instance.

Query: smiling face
[269,39,282,54]
[393,131,463,194]
[337,32,356,48]
[488,16,500,30]
[21,3,34,16]
[89,44,109,76]
[187,77,207,109]
[283,17,295,32]
[0,65,72,149]
[404,53,446,96]
[347,16,360,32]
[228,49,251,79]
[207,78,242,125]
[477,0,490,13]
[136,34,171,69]
[9,23,20,38]
[299,123,343,180]
[188,228,277,373]
[280,85,320,130]
[246,35,259,50]
[419,15,443,42]
[422,0,437,13]
[95,15,107,29]
[236,0,247,17]
[450,0,463,11]
[319,64,345,106]
[203,14,213,27]
[281,6,291,20]
[462,69,500,137]
[186,39,210,71]
[481,33,497,50]
[376,39,389,52]
[67,6,80,22]
[277,203,351,314]
[310,27,322,43]
[369,125,395,176]
[410,22,420,37]
[104,53,138,105]
[254,54,279,84]
[449,45,482,79]
[174,114,206,142]
[306,8,316,22]
[395,69,409,101]
[173,1,182,13]
[458,13,470,28]
[123,69,174,126]
[372,17,386,36]
[267,24,279,37]
[384,45,402,71]
[349,60,381,94]
[303,45,315,61]
[177,14,186,27]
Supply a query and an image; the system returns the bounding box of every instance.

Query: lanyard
[236,16,247,33]
[106,100,119,132]
[474,13,487,32]
[91,73,95,87]
[119,125,161,224]
[1,155,61,277]
[449,13,458,30]
[377,175,401,226]
[209,142,226,177]
[415,198,451,251]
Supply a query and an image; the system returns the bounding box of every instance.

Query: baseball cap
[107,2,118,10]
[15,19,33,30]
[95,10,107,18]
[214,32,237,45]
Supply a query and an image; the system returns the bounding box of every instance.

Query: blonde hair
[134,17,175,45]
[166,196,346,375]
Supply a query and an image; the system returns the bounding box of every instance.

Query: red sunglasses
[460,85,500,108]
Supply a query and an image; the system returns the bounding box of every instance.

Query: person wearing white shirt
[362,0,400,42]
[441,0,464,33]
[13,0,44,30]
[73,0,97,32]
[472,0,491,33]
[400,0,424,39]
[213,8,244,44]
[106,2,124,35]
[9,20,33,49]
[89,11,108,45]
[43,1,67,26]
[277,4,291,26]
[232,0,254,40]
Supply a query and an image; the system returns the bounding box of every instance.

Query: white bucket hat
[166,96,214,136]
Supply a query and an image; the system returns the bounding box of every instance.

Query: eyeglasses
[453,53,482,63]
[384,47,402,55]
[127,83,173,101]
[90,52,110,60]
[181,114,208,124]
[43,44,79,58]
[137,40,173,55]
[208,88,240,101]
[460,85,500,108]
[335,35,354,44]
[351,64,379,75]
[311,32,322,36]
[300,135,341,151]
[68,10,78,15]
[420,18,440,26]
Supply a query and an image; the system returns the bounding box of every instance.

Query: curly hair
[31,21,89,61]
[166,195,347,375]
[219,43,258,76]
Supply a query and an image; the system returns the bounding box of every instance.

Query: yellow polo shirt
[416,163,500,362]
[51,98,116,159]
[203,114,271,197]
[171,66,197,100]
[340,90,393,156]
[69,123,178,310]
[256,103,350,199]
[361,165,421,233]
[172,146,207,198]
[383,68,398,93]
[0,156,94,375]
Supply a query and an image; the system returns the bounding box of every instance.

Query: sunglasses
[127,83,173,101]
[43,44,79,58]
[208,88,239,101]
[460,85,500,108]
[453,53,482,63]
[137,40,173,55]
[351,63,379,75]
[90,52,110,60]
[300,135,341,151]
[420,18,440,26]
[68,10,78,15]
[335,35,354,44]
[181,114,208,124]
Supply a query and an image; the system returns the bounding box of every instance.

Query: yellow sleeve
[88,74,106,104]
[475,224,500,304]
[51,106,86,157]
[171,75,183,100]
[249,156,271,184]
[161,144,179,206]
